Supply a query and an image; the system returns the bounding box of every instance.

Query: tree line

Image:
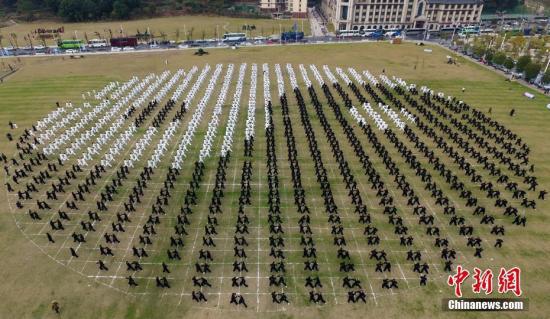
[2,0,144,21]
[483,0,523,13]
[1,0,255,22]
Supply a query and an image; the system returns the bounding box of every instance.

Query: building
[320,0,483,32]
[260,0,308,18]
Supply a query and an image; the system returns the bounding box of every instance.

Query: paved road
[308,7,333,37]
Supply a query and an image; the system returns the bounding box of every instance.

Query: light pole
[544,51,550,74]
[499,33,507,51]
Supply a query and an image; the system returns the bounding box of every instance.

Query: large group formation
[4,62,543,310]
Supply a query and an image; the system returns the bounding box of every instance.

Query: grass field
[0,15,310,46]
[0,42,549,319]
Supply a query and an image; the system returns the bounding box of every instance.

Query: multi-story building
[321,0,483,31]
[260,0,308,18]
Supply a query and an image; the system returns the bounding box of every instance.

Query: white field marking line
[215,145,242,307]
[53,72,186,264]
[200,148,239,306]
[290,70,373,304]
[56,73,160,159]
[346,74,470,266]
[107,180,160,286]
[10,78,146,231]
[39,77,132,148]
[162,73,232,300]
[176,164,215,305]
[321,70,446,292]
[358,95,471,261]
[349,228,378,304]
[174,66,232,305]
[73,132,164,274]
[306,67,394,302]
[275,82,305,307]
[24,224,412,232]
[399,105,527,218]
[279,93,338,306]
[86,274,430,280]
[175,101,231,304]
[256,153,261,312]
[405,84,531,173]
[358,72,516,214]
[111,71,210,291]
[4,176,133,296]
[343,106,454,268]
[84,132,174,280]
[35,75,169,247]
[64,260,445,268]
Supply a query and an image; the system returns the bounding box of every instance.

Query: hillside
[0,0,266,22]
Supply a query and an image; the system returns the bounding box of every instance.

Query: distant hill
[0,0,267,22]
[524,0,550,13]
[481,0,530,13]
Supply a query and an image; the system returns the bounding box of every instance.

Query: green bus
[57,39,84,50]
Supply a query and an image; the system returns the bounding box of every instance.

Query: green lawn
[0,42,549,319]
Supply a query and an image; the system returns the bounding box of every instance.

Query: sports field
[0,15,310,46]
[0,42,548,319]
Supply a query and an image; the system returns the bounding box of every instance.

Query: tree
[492,52,506,65]
[516,55,531,73]
[472,44,486,58]
[509,36,526,55]
[524,62,541,81]
[112,0,130,19]
[45,0,62,13]
[503,56,515,70]
[485,50,494,62]
[58,0,97,22]
[16,0,36,12]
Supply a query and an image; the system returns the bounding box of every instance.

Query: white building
[321,0,483,31]
[260,0,308,18]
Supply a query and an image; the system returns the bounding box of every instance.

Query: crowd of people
[2,62,544,310]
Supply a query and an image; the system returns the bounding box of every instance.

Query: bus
[222,33,247,43]
[405,28,426,36]
[384,29,402,37]
[110,37,138,47]
[458,26,480,37]
[88,39,108,48]
[336,30,361,38]
[57,39,84,50]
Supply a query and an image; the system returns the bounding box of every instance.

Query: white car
[150,43,160,49]
[65,49,77,54]
[123,46,135,51]
[111,47,122,52]
[177,44,189,49]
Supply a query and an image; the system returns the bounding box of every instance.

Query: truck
[281,31,304,42]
